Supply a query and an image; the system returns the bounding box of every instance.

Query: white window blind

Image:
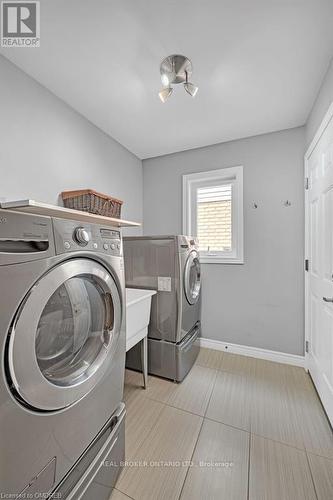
[183,167,244,264]
[197,184,232,253]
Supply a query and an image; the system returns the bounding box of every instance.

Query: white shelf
[0,200,141,228]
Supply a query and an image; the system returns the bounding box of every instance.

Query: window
[183,166,244,264]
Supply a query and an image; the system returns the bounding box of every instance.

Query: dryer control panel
[177,235,199,253]
[53,218,122,257]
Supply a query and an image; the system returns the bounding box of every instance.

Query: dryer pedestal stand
[126,322,201,382]
[51,404,125,500]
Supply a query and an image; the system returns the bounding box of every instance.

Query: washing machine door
[184,251,201,305]
[7,258,122,411]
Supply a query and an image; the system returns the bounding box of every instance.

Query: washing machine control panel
[53,218,122,256]
[73,227,90,246]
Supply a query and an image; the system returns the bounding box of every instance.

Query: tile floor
[111,349,333,500]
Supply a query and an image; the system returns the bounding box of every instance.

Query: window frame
[182,166,244,264]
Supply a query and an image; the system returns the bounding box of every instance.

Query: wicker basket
[61,189,123,218]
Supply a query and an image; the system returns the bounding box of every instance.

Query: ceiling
[1,0,333,159]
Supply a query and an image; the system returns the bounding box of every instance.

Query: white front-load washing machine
[0,209,126,498]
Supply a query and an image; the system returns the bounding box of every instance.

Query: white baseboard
[197,337,305,368]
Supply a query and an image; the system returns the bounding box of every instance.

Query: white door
[305,104,333,425]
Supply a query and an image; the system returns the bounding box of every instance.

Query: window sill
[200,256,244,265]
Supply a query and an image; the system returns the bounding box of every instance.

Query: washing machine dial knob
[74,227,90,246]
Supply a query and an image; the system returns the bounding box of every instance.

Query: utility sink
[125,288,156,389]
[125,288,156,352]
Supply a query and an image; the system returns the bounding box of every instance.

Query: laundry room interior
[0,1,333,499]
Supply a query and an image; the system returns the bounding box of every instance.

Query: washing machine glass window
[184,251,201,305]
[35,275,113,387]
[6,259,122,411]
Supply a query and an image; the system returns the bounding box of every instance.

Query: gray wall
[0,56,143,234]
[306,57,333,147]
[143,127,305,355]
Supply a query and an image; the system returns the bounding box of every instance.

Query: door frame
[304,101,333,372]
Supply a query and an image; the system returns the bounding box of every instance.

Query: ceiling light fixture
[158,54,198,103]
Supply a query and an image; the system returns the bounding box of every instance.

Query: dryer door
[7,258,122,411]
[184,251,201,305]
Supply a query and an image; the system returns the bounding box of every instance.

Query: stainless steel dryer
[124,235,201,381]
[0,209,126,499]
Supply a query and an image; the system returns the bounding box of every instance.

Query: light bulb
[184,82,198,97]
[158,87,173,103]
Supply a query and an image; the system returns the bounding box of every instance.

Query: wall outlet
[158,277,172,292]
